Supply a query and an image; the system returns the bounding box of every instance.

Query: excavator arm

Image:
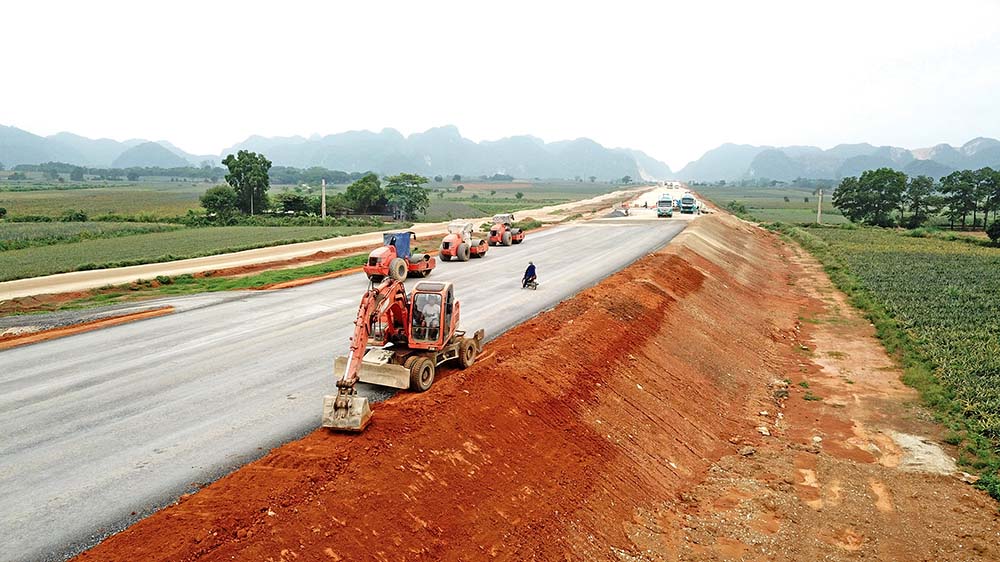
[323,278,409,431]
[337,278,408,387]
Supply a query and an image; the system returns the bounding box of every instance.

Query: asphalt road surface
[0,218,688,562]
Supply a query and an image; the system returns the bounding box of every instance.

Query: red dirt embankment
[79,215,805,561]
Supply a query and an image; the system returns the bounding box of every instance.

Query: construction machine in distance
[363,231,435,282]
[322,277,485,431]
[656,195,674,217]
[439,220,488,261]
[488,213,525,246]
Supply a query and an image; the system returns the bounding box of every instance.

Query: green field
[697,186,848,224]
[0,221,182,251]
[783,224,1000,497]
[0,225,391,281]
[0,178,623,282]
[418,180,619,221]
[0,186,206,218]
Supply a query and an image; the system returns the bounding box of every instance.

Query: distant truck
[656,196,674,217]
[680,193,700,214]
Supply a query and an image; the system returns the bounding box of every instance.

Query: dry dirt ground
[75,214,999,562]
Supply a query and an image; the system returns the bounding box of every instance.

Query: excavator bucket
[334,351,410,389]
[322,389,372,431]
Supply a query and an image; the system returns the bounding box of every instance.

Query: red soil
[77,214,804,562]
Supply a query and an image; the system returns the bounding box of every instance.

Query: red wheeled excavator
[322,277,485,431]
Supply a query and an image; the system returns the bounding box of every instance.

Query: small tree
[344,173,385,213]
[904,175,936,227]
[452,174,461,182]
[941,170,977,228]
[621,175,632,185]
[490,189,496,196]
[9,172,27,181]
[833,168,907,227]
[222,150,272,215]
[200,185,239,218]
[0,207,7,219]
[515,191,524,200]
[455,185,465,193]
[384,173,431,220]
[70,167,85,181]
[589,176,596,183]
[44,170,60,181]
[127,171,140,181]
[987,221,1000,245]
[433,175,443,182]
[273,191,311,214]
[60,210,88,222]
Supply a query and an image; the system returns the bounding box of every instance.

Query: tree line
[833,167,1000,234]
[7,161,373,186]
[200,151,431,222]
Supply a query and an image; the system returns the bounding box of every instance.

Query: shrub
[60,210,88,222]
[987,221,1000,245]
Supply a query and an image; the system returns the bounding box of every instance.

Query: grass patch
[0,224,398,282]
[803,391,823,401]
[0,221,182,251]
[59,254,369,310]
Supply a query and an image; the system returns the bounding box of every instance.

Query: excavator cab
[408,282,455,349]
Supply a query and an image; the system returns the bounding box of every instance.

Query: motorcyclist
[522,261,537,288]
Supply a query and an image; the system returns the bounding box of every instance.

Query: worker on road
[522,261,537,288]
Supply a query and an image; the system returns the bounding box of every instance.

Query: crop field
[419,180,622,221]
[0,225,386,281]
[697,186,848,224]
[791,225,1000,489]
[0,221,182,251]
[0,186,205,218]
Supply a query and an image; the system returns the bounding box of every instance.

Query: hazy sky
[2,0,999,169]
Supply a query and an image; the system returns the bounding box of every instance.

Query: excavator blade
[334,355,410,389]
[322,392,372,431]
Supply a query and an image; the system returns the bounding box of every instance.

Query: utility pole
[321,178,327,219]
[816,188,823,224]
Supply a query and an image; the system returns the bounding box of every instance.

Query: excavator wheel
[457,243,470,262]
[502,231,512,246]
[459,338,478,368]
[408,356,435,392]
[440,249,451,262]
[388,257,408,281]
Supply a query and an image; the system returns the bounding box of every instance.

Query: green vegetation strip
[62,255,369,310]
[0,225,386,282]
[0,221,183,251]
[773,222,1000,499]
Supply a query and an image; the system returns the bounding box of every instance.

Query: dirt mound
[77,215,806,561]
